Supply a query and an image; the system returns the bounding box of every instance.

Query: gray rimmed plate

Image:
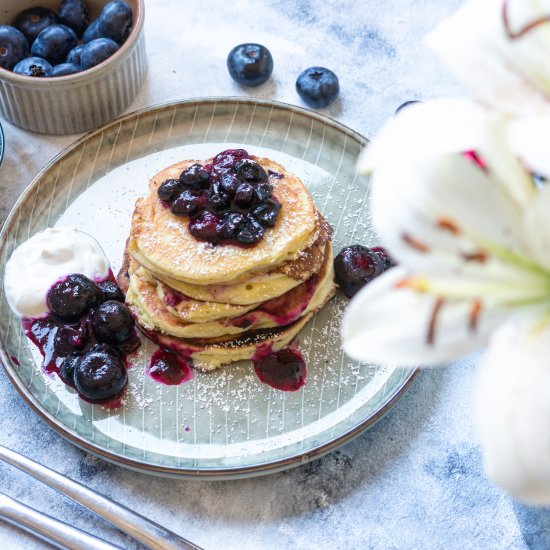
[0,98,416,478]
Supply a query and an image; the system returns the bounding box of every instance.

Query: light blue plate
[0,98,417,478]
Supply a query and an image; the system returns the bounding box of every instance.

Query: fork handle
[0,446,202,550]
[0,493,121,550]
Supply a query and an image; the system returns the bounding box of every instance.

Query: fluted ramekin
[0,0,146,135]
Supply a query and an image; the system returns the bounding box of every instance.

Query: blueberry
[206,192,230,213]
[234,182,255,209]
[189,211,220,242]
[171,190,205,217]
[157,178,184,202]
[227,43,273,86]
[218,173,240,195]
[73,344,127,402]
[12,7,59,45]
[233,159,268,183]
[334,245,384,298]
[47,274,102,320]
[13,56,52,77]
[82,19,103,43]
[80,37,119,70]
[216,212,245,239]
[97,1,133,44]
[59,352,81,387]
[59,0,89,37]
[179,164,210,190]
[254,182,272,202]
[92,300,135,346]
[296,66,340,109]
[98,281,124,302]
[51,62,81,76]
[0,25,30,71]
[395,100,421,115]
[252,198,281,227]
[371,246,396,270]
[236,215,264,244]
[32,24,77,65]
[65,43,84,65]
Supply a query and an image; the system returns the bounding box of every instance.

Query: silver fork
[0,446,203,550]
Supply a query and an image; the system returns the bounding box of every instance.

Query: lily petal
[342,267,504,367]
[524,183,550,271]
[508,114,550,179]
[427,0,550,118]
[475,314,550,504]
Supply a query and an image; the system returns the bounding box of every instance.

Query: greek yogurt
[4,227,110,319]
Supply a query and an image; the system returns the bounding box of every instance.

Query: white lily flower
[343,99,550,504]
[427,0,550,117]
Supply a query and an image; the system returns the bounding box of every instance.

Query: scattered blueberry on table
[296,66,340,108]
[0,0,133,78]
[227,43,274,87]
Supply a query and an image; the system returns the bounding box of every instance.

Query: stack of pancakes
[118,155,335,371]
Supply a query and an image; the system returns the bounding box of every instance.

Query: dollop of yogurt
[4,227,110,319]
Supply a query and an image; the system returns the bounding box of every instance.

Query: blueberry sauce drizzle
[147,348,193,386]
[252,344,307,392]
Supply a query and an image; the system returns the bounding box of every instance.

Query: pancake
[126,243,335,339]
[150,214,332,305]
[128,156,317,285]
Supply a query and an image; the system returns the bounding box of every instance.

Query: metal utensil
[0,446,203,550]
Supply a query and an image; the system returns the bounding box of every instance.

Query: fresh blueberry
[218,173,240,195]
[98,281,125,302]
[334,245,384,298]
[80,37,119,69]
[47,274,102,320]
[189,211,220,242]
[13,56,52,77]
[157,178,184,202]
[233,182,255,209]
[97,1,133,44]
[54,325,86,357]
[51,62,81,76]
[216,212,245,239]
[179,164,210,190]
[73,344,127,402]
[395,100,421,115]
[233,158,268,183]
[92,300,135,346]
[31,24,77,65]
[0,25,30,71]
[370,246,396,270]
[296,66,339,108]
[227,43,273,86]
[252,198,281,227]
[171,190,205,217]
[82,18,103,43]
[254,182,272,202]
[236,215,264,244]
[65,43,84,65]
[59,0,89,37]
[59,352,81,387]
[12,7,59,45]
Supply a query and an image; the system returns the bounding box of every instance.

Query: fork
[0,446,203,550]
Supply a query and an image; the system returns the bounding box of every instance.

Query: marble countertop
[0,0,545,548]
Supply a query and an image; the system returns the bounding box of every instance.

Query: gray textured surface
[0,0,545,548]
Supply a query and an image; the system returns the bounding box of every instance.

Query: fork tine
[0,492,122,550]
[0,446,203,550]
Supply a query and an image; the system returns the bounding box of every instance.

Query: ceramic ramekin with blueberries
[0,0,145,134]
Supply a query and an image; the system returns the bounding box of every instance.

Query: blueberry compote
[23,273,139,406]
[157,149,282,246]
[252,345,307,391]
[147,348,193,386]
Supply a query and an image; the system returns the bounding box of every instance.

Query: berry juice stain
[148,348,193,386]
[252,345,307,391]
